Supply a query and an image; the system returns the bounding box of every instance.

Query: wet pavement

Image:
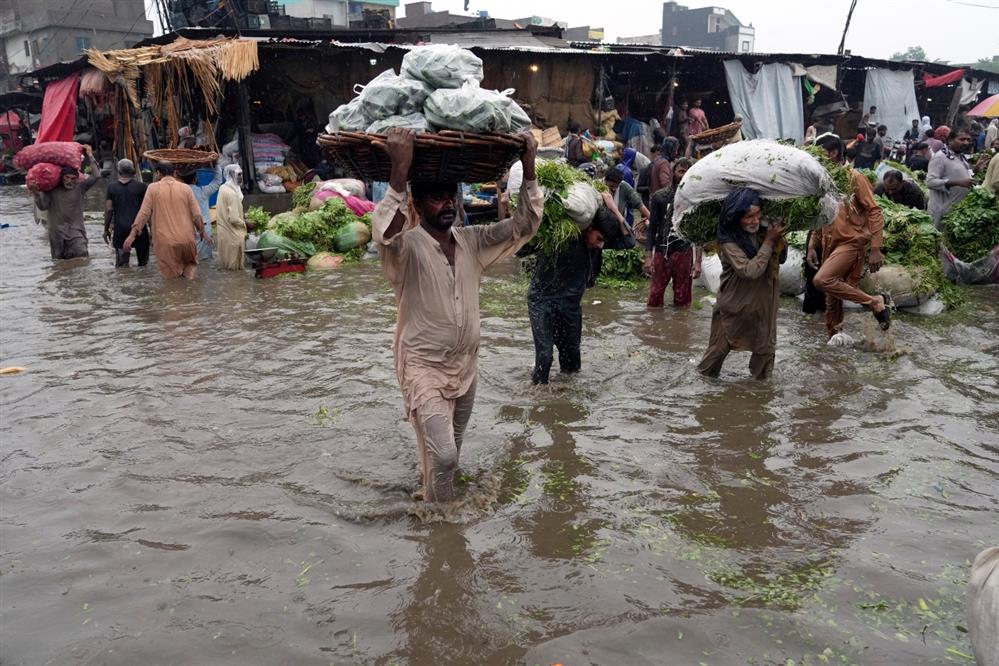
[1,187,997,664]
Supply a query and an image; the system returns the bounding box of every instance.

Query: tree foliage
[891,45,927,62]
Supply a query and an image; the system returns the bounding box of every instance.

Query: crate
[306,17,332,30]
[289,16,308,30]
[245,0,268,13]
[268,1,285,15]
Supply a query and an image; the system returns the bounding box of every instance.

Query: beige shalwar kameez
[216,184,247,270]
[372,180,543,501]
[131,176,203,279]
[697,236,784,380]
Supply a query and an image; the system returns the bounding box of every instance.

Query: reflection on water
[1,188,997,664]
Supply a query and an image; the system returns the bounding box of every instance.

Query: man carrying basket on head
[371,128,542,503]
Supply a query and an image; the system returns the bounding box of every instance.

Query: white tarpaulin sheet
[724,60,804,144]
[863,68,920,143]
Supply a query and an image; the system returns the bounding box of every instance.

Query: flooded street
[1,186,997,665]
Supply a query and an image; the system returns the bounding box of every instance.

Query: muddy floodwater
[1,187,997,665]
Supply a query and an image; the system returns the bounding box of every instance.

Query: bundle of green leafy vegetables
[941,187,999,260]
[246,206,270,229]
[532,159,608,256]
[676,145,850,246]
[876,195,963,308]
[292,181,317,210]
[882,160,927,189]
[269,197,371,256]
[596,247,646,288]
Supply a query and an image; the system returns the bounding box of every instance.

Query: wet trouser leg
[749,352,775,380]
[697,316,731,378]
[554,296,582,374]
[135,232,151,266]
[529,298,555,384]
[115,248,131,267]
[647,250,669,307]
[668,248,694,307]
[413,382,476,503]
[814,243,871,337]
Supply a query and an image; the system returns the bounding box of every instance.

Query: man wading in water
[371,128,542,502]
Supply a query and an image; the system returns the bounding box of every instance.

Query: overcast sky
[409,0,999,64]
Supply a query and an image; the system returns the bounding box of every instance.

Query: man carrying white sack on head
[371,128,542,503]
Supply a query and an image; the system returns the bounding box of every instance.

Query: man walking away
[29,144,101,260]
[104,159,149,267]
[371,129,542,503]
[123,162,211,280]
[926,127,975,226]
[184,161,222,260]
[645,157,701,308]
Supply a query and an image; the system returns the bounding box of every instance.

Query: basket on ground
[689,121,743,148]
[317,130,526,183]
[142,148,219,172]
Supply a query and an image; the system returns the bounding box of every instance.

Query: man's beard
[425,210,456,231]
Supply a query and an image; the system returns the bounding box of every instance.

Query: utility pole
[837,0,858,56]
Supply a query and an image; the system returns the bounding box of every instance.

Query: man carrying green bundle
[521,207,628,385]
[371,128,542,503]
[809,134,891,336]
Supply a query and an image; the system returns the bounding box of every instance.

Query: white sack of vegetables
[562,182,601,229]
[424,80,532,134]
[672,140,845,245]
[401,44,483,89]
[355,69,432,120]
[327,97,369,133]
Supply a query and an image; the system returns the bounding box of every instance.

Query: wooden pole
[837,0,858,56]
[236,81,255,193]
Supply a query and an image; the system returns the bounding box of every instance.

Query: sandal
[872,292,894,331]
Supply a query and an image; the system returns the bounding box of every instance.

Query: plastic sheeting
[37,73,80,143]
[863,68,921,142]
[724,61,804,144]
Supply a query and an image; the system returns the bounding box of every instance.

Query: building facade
[661,1,754,52]
[1,0,154,91]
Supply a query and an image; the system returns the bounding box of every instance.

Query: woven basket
[143,148,219,172]
[690,121,743,147]
[317,131,526,184]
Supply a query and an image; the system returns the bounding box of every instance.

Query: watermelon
[333,221,372,252]
[307,252,345,271]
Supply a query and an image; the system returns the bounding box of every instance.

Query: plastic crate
[289,16,308,30]
[268,14,291,29]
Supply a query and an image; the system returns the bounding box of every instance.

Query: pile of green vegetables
[596,247,646,288]
[292,181,317,210]
[258,196,372,262]
[941,187,999,260]
[676,145,849,245]
[246,206,270,229]
[876,196,963,308]
[532,159,607,256]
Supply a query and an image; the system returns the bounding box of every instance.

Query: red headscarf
[934,125,951,141]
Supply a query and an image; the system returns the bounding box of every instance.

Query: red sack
[26,162,64,192]
[13,141,83,172]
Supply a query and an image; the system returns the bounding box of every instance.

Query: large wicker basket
[689,121,743,148]
[143,148,219,172]
[317,130,526,184]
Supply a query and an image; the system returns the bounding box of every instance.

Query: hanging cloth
[37,72,81,143]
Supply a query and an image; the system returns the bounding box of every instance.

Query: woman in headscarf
[919,115,933,137]
[616,147,637,187]
[216,164,248,270]
[697,188,787,380]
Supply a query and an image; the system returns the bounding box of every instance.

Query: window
[742,40,750,51]
[76,36,90,51]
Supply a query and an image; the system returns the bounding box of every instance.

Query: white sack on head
[671,140,843,229]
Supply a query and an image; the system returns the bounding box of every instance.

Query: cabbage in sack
[356,69,432,121]
[424,80,532,133]
[401,45,483,89]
